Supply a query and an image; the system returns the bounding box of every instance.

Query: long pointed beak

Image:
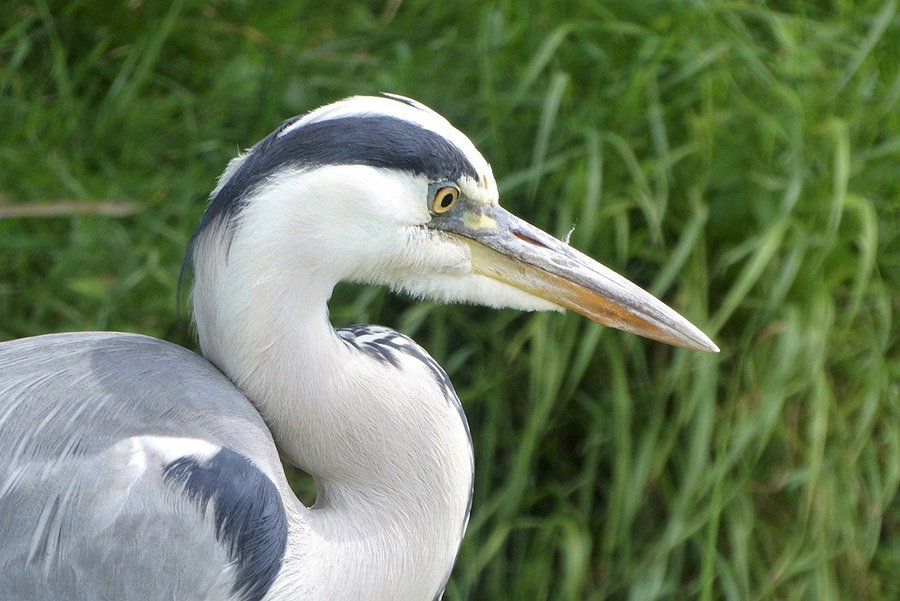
[431,202,719,352]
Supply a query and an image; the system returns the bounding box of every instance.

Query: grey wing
[0,333,290,601]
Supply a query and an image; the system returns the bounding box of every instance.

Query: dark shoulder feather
[164,448,287,601]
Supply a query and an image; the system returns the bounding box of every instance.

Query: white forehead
[280,94,497,200]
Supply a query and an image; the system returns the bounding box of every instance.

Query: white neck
[193,232,473,600]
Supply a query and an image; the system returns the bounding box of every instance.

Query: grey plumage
[0,333,291,600]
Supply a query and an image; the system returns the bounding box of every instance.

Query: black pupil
[440,193,454,208]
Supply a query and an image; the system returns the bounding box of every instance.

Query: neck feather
[192,232,473,599]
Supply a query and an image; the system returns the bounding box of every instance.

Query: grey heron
[0,95,717,600]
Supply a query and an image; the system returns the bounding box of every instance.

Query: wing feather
[0,332,290,601]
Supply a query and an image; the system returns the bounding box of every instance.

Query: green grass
[1,1,897,599]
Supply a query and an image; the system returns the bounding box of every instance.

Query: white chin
[393,273,562,313]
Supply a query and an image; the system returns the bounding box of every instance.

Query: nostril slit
[513,230,550,249]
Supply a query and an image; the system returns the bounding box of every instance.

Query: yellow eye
[431,186,459,214]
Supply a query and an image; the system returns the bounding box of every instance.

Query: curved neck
[193,249,473,599]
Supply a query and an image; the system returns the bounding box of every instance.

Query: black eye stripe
[195,115,479,242]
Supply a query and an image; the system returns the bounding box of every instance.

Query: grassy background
[1,1,897,599]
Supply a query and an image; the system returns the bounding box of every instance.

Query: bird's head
[191,94,717,352]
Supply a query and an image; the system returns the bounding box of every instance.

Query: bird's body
[0,333,289,600]
[0,328,471,600]
[0,95,716,600]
